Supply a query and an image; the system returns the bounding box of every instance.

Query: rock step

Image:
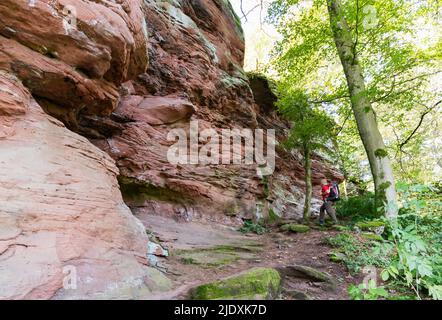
[277,264,338,293]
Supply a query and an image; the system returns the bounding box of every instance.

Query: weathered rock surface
[0,0,163,300]
[0,0,148,129]
[92,0,343,225]
[0,75,170,299]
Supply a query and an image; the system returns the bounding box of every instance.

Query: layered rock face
[0,0,148,129]
[0,0,341,299]
[0,0,168,299]
[92,0,342,223]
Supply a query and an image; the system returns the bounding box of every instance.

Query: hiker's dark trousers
[320,201,338,223]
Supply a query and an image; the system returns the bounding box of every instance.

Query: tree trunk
[326,0,398,217]
[303,142,312,222]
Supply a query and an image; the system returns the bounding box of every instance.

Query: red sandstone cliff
[0,0,342,299]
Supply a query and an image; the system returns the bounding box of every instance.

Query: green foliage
[348,280,389,300]
[267,0,442,184]
[338,183,442,300]
[277,89,335,220]
[277,89,334,152]
[380,214,442,300]
[335,193,379,220]
[324,233,393,274]
[396,182,442,216]
[239,220,269,235]
[379,182,442,299]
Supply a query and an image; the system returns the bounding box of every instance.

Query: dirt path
[143,216,362,300]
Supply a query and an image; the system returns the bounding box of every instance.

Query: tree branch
[309,95,350,104]
[371,70,441,103]
[335,109,353,136]
[239,0,261,22]
[399,100,442,151]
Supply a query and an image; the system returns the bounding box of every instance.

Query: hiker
[319,179,339,225]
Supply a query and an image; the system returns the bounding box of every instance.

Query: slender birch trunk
[326,0,398,217]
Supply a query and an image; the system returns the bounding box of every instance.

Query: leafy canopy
[267,0,442,183]
[278,89,334,151]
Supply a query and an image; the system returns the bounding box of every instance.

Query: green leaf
[381,270,390,281]
[371,287,389,298]
[428,286,442,300]
[417,264,433,277]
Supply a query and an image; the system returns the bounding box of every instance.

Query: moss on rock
[280,224,310,233]
[176,249,239,268]
[361,232,384,241]
[355,220,386,235]
[355,220,385,228]
[190,267,281,300]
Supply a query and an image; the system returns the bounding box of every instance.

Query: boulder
[361,233,384,241]
[277,265,337,292]
[355,220,385,236]
[189,267,281,300]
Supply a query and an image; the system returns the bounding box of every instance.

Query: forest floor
[142,215,363,300]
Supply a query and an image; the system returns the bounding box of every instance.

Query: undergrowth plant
[239,220,269,235]
[379,183,442,299]
[332,183,442,300]
[335,192,379,221]
[325,233,393,274]
[348,280,389,300]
